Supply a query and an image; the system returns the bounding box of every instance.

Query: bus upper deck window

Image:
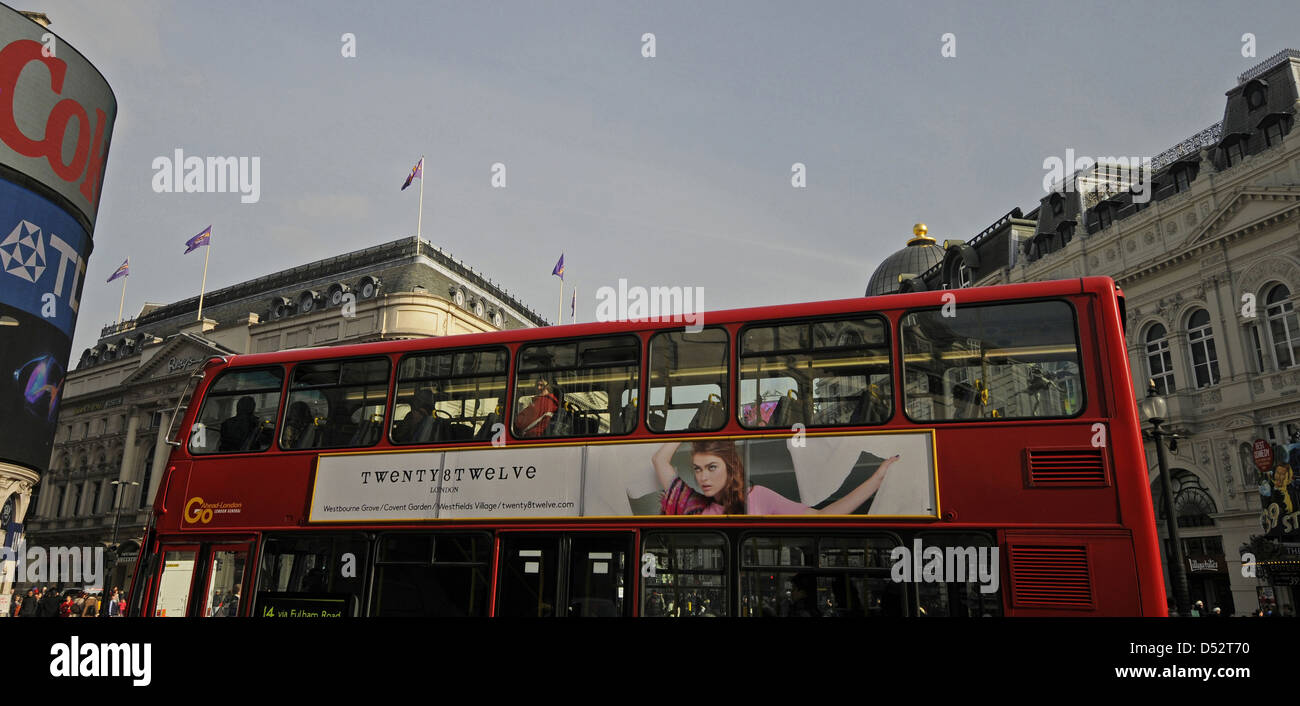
[901,300,1084,421]
[282,358,390,450]
[391,347,509,445]
[647,328,729,433]
[739,316,892,429]
[190,367,284,455]
[514,335,640,439]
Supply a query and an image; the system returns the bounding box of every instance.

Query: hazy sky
[33,0,1300,356]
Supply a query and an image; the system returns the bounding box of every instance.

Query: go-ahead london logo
[0,220,47,283]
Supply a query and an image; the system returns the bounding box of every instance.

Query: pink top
[662,478,809,515]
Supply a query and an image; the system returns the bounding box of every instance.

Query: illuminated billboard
[0,8,116,474]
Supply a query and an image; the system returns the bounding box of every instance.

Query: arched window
[1187,309,1220,387]
[1265,284,1300,369]
[1154,471,1217,528]
[1145,324,1176,395]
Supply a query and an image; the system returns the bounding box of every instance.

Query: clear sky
[33,0,1300,356]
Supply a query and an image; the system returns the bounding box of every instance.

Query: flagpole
[557,280,563,325]
[197,239,211,322]
[117,274,127,325]
[415,155,424,258]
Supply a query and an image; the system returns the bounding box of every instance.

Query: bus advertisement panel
[306,431,936,522]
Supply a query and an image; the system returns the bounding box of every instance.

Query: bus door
[147,540,255,617]
[494,532,634,617]
[197,542,254,617]
[149,543,199,617]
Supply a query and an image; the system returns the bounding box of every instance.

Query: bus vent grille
[1025,448,1107,486]
[1008,545,1093,609]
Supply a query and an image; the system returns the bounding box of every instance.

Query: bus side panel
[933,424,1120,525]
[1003,530,1140,616]
[1088,281,1167,616]
[179,455,315,529]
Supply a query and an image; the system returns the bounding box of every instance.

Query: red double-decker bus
[127,276,1165,617]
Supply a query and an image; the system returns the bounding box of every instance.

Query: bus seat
[687,398,725,431]
[647,411,666,432]
[411,415,437,443]
[617,402,638,433]
[348,419,381,446]
[294,422,323,450]
[446,423,474,440]
[849,388,888,424]
[475,413,502,440]
[769,395,803,428]
[577,412,601,435]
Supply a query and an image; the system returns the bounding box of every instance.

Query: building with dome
[864,224,946,296]
[885,48,1300,616]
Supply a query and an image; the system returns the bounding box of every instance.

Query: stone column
[118,410,141,486]
[1207,273,1239,380]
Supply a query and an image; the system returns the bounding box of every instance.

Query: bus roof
[215,276,1107,369]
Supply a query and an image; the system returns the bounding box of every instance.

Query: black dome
[865,224,945,296]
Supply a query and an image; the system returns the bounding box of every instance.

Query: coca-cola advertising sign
[0,8,116,229]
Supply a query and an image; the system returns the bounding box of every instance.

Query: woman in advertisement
[651,439,897,515]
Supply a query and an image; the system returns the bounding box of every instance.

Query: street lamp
[103,480,140,617]
[1137,380,1193,617]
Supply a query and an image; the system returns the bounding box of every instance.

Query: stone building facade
[897,49,1300,615]
[20,236,545,590]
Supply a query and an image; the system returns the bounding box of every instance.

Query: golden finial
[907,222,936,246]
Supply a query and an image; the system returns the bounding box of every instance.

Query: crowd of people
[6,587,127,617]
[1184,599,1294,617]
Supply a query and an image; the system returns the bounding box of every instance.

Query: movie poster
[1260,441,1300,539]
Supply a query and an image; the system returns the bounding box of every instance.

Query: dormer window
[1256,111,1290,148]
[955,260,972,288]
[1049,193,1065,217]
[1265,121,1284,146]
[1223,136,1248,166]
[1174,169,1191,193]
[1056,221,1075,247]
[1097,206,1113,230]
[1245,80,1267,111]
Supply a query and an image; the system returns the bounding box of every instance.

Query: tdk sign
[0,180,88,339]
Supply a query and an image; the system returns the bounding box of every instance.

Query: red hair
[691,439,746,514]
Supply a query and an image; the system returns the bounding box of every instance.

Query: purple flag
[184,226,211,254]
[402,157,423,191]
[106,258,129,283]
